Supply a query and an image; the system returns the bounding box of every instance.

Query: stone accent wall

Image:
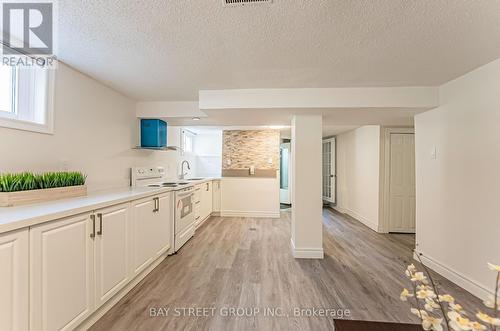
[222,130,280,173]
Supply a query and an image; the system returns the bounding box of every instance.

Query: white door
[322,138,336,203]
[389,133,416,233]
[30,213,94,331]
[280,143,291,204]
[0,229,29,331]
[130,197,157,275]
[94,203,130,308]
[153,193,172,256]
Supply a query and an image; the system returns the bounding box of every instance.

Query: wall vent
[223,0,272,6]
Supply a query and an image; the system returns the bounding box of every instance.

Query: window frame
[0,68,55,134]
[0,65,17,117]
[181,129,196,155]
[0,50,55,134]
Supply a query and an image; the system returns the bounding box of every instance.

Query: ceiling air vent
[223,0,272,6]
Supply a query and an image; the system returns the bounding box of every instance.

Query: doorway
[280,142,291,206]
[387,132,416,233]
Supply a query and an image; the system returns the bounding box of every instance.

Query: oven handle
[176,191,194,199]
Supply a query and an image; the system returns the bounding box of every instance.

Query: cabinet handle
[90,214,96,238]
[206,183,209,191]
[97,213,103,236]
[153,197,159,212]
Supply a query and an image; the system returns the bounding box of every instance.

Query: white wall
[291,115,323,258]
[415,58,500,299]
[335,126,381,231]
[220,177,280,218]
[0,63,192,191]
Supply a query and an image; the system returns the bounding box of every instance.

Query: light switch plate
[430,146,437,160]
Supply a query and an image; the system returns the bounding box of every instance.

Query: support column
[291,115,324,259]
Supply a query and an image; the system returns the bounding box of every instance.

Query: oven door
[175,192,195,234]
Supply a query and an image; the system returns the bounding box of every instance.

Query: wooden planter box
[0,185,87,207]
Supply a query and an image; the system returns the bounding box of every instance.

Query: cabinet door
[212,180,221,213]
[130,198,157,276]
[153,193,172,257]
[30,213,94,331]
[194,186,202,225]
[201,181,213,221]
[94,203,130,308]
[0,229,28,331]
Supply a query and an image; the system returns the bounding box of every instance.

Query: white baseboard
[414,251,493,301]
[221,210,280,218]
[290,238,324,259]
[332,206,347,214]
[342,208,379,232]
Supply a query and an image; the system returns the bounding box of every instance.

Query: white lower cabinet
[94,203,130,308]
[200,181,213,222]
[130,197,157,275]
[212,180,221,213]
[0,229,29,331]
[154,193,172,257]
[29,194,173,330]
[130,192,172,276]
[30,213,94,331]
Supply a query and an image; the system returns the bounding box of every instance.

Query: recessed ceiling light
[192,117,201,121]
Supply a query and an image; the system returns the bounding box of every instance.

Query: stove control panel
[131,166,166,186]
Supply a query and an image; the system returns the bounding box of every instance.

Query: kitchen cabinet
[30,212,94,331]
[94,203,130,308]
[7,189,173,331]
[212,180,221,214]
[193,184,202,227]
[153,193,172,257]
[200,181,213,223]
[0,229,29,331]
[130,192,172,276]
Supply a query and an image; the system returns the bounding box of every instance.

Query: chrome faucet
[180,160,191,180]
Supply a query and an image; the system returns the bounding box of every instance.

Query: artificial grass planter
[0,172,87,207]
[0,172,86,192]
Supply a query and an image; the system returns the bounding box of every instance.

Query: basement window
[181,129,195,154]
[0,65,54,134]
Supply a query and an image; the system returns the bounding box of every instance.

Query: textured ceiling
[58,0,500,101]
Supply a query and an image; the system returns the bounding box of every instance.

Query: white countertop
[0,178,219,235]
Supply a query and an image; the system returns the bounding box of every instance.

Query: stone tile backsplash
[222,130,280,170]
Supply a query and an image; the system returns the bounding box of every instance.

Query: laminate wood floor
[90,209,484,331]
